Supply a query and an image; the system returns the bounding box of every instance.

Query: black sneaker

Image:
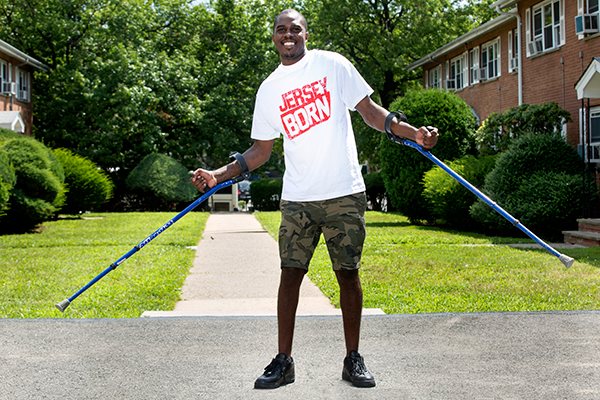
[342,350,376,387]
[254,353,295,389]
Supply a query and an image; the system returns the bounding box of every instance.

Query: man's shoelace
[264,358,285,375]
[347,357,368,375]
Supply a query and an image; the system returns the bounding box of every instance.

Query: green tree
[0,0,282,197]
[302,0,489,108]
[300,0,493,167]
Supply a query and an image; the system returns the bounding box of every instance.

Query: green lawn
[255,211,600,314]
[0,212,208,318]
[2,211,599,318]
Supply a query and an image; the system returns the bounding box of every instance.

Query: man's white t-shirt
[251,49,374,202]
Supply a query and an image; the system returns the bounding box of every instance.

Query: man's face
[272,12,308,66]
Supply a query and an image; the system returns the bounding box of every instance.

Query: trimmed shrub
[476,102,572,156]
[470,133,593,240]
[0,136,66,232]
[0,150,16,216]
[53,148,114,214]
[0,128,22,144]
[126,153,197,211]
[380,89,478,222]
[423,154,497,230]
[250,178,283,211]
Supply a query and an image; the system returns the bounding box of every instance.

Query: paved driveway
[2,311,599,399]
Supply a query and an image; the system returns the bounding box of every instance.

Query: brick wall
[419,0,600,149]
[0,54,35,137]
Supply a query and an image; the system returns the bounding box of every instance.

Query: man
[190,9,438,389]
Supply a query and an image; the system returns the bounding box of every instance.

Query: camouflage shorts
[278,192,367,271]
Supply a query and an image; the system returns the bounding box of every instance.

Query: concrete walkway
[142,213,383,317]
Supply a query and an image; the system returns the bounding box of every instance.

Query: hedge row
[380,93,593,241]
[0,129,114,232]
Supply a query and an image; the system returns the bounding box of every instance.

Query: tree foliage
[300,0,493,166]
[302,0,485,108]
[0,0,494,202]
[0,0,280,195]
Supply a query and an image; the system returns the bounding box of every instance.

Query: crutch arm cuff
[384,111,407,135]
[230,152,250,180]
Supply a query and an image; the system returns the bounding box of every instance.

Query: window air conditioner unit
[575,13,599,35]
[510,57,518,70]
[2,82,16,95]
[589,143,600,162]
[527,38,544,55]
[445,79,455,90]
[479,68,488,81]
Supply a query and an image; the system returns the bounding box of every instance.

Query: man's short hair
[273,9,308,32]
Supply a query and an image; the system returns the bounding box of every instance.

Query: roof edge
[406,13,513,71]
[0,39,49,72]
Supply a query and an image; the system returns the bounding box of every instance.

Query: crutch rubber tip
[55,299,71,313]
[559,254,575,269]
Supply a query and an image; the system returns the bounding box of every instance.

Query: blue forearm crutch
[385,112,574,269]
[55,152,250,312]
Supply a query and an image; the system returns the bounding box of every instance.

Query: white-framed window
[0,60,8,93]
[526,0,564,56]
[469,48,479,84]
[427,65,442,89]
[587,107,600,161]
[480,38,500,80]
[448,53,467,91]
[16,69,29,102]
[508,29,519,73]
[576,0,599,38]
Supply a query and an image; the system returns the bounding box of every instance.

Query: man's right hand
[190,169,217,192]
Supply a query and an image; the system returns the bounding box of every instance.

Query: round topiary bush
[423,154,497,230]
[0,136,66,231]
[250,178,283,211]
[126,153,198,211]
[53,148,114,214]
[470,133,593,240]
[380,89,478,222]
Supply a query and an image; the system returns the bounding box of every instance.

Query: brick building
[0,39,48,137]
[407,0,600,163]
